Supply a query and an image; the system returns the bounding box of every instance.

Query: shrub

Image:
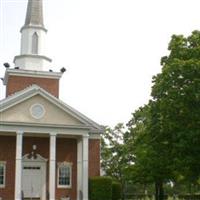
[112,181,122,200]
[89,176,112,200]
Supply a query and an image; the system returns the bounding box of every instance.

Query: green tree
[152,30,200,184]
[126,30,200,199]
[126,103,174,200]
[101,124,132,198]
[101,31,200,199]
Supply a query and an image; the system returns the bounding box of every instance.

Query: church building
[0,0,103,199]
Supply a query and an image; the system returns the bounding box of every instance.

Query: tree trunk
[155,181,164,200]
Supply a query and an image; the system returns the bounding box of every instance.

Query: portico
[2,128,90,200]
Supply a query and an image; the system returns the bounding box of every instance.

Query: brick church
[0,0,103,199]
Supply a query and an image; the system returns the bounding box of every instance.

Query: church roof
[24,0,44,28]
[0,85,104,134]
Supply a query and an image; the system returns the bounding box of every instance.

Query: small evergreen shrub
[89,176,112,200]
[112,181,122,200]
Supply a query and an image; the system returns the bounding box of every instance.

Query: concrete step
[23,198,40,200]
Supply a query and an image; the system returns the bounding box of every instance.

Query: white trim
[3,69,62,85]
[23,154,48,162]
[49,133,56,200]
[57,162,72,189]
[20,25,48,32]
[15,131,23,200]
[89,134,101,139]
[77,139,83,200]
[14,54,52,63]
[0,161,6,188]
[0,123,91,136]
[82,135,89,200]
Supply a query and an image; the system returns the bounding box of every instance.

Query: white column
[15,131,23,200]
[77,138,83,200]
[49,133,57,200]
[82,134,89,200]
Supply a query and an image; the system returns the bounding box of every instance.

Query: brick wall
[89,139,100,177]
[0,136,100,200]
[56,138,77,200]
[6,75,59,97]
[0,136,16,200]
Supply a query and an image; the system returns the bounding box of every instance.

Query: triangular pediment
[1,94,84,126]
[0,85,103,132]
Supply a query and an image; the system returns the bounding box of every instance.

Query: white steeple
[14,0,52,71]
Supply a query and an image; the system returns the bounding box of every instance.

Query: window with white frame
[0,162,6,188]
[57,162,72,188]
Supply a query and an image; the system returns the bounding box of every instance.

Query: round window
[30,104,45,119]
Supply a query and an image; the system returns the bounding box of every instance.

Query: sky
[1,0,200,127]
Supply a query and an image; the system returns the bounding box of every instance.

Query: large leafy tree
[101,31,200,199]
[152,30,200,182]
[126,103,174,200]
[126,30,200,199]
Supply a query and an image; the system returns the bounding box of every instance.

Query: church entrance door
[22,154,47,200]
[22,165,42,198]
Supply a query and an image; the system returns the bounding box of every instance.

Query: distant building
[0,0,103,199]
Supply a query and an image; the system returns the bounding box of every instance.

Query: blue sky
[1,0,200,127]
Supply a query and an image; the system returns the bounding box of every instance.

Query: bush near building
[89,176,122,200]
[112,181,122,200]
[89,176,112,200]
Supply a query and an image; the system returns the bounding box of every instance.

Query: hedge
[89,176,112,200]
[178,195,200,200]
[112,181,122,200]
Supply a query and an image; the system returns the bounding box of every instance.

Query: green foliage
[112,181,122,200]
[101,124,131,183]
[125,30,200,198]
[152,30,200,183]
[100,30,200,198]
[89,176,112,200]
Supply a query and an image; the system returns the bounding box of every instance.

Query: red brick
[0,136,16,200]
[89,139,100,177]
[56,138,77,200]
[6,75,59,97]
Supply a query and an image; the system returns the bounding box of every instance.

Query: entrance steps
[24,198,40,200]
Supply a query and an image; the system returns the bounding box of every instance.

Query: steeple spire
[24,0,44,28]
[14,0,51,71]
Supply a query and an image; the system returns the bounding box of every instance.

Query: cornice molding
[20,25,47,33]
[3,69,62,85]
[14,54,52,62]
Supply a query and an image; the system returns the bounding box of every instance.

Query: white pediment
[0,85,103,133]
[1,94,84,126]
[23,154,48,162]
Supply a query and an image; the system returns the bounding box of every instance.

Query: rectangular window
[57,162,72,188]
[0,162,6,188]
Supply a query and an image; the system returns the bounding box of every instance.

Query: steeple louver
[24,0,44,27]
